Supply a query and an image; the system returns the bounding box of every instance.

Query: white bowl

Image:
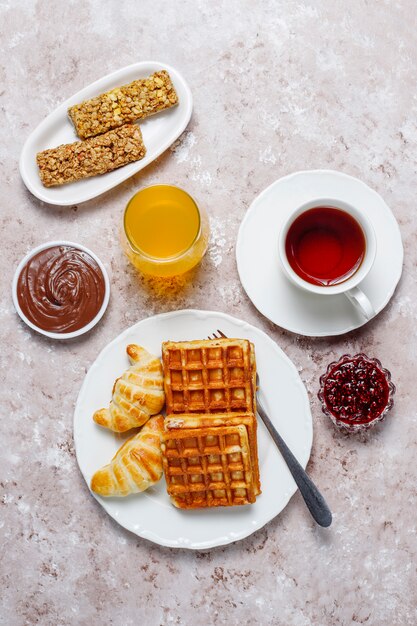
[12,241,110,339]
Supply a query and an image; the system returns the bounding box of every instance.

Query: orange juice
[123,185,210,277]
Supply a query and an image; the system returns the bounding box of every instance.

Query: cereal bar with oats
[68,70,178,140]
[36,124,146,187]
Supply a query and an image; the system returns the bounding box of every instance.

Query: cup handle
[345,286,375,320]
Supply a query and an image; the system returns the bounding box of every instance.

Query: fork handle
[257,397,332,527]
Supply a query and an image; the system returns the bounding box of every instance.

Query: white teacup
[278,198,377,320]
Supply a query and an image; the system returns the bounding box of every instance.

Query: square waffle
[161,425,256,509]
[165,412,261,496]
[162,339,256,415]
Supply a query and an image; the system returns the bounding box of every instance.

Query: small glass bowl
[318,353,396,433]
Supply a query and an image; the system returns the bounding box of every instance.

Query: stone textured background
[1,1,416,624]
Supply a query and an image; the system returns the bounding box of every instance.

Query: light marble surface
[1,1,416,625]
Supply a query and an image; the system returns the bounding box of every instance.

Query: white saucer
[236,170,403,337]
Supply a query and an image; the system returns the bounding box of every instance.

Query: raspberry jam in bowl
[318,353,395,433]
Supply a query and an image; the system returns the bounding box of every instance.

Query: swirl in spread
[17,245,106,333]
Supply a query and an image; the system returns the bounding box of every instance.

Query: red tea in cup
[285,207,366,287]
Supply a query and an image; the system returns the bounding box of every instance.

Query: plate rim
[236,169,404,337]
[73,308,313,549]
[19,60,193,206]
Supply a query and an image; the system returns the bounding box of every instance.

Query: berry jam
[320,354,392,428]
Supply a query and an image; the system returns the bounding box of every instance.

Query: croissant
[93,344,165,432]
[91,415,164,497]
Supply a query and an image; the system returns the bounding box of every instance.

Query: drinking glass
[122,185,210,277]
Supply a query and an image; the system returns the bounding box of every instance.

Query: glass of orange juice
[122,185,210,277]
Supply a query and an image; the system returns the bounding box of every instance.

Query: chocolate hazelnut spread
[17,245,106,333]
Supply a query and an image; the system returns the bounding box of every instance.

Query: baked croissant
[93,344,165,432]
[91,415,164,497]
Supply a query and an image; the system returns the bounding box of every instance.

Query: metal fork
[208,330,332,527]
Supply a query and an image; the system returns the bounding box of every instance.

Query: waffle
[165,412,261,496]
[162,339,256,415]
[161,425,256,508]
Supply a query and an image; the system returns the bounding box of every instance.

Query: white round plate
[236,170,403,337]
[20,61,192,206]
[74,309,312,549]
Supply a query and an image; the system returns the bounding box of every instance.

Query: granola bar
[36,124,146,187]
[68,70,178,139]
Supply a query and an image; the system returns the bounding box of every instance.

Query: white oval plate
[236,170,403,337]
[74,310,313,549]
[20,61,192,206]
